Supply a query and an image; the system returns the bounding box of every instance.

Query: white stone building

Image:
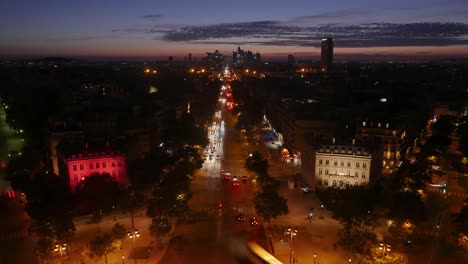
[315,145,372,188]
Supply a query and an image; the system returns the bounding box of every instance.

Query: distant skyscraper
[188,53,192,63]
[320,37,334,73]
[232,46,260,67]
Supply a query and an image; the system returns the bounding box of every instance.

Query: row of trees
[245,151,289,224]
[8,171,147,262]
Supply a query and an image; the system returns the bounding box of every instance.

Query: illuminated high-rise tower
[320,37,334,73]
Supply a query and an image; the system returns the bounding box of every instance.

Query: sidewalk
[61,211,171,264]
[264,181,351,264]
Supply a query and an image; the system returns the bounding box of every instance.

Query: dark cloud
[151,21,468,47]
[161,21,300,42]
[142,14,162,19]
[290,10,369,23]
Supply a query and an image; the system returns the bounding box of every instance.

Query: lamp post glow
[54,243,67,263]
[127,230,140,264]
[320,204,324,219]
[379,242,391,257]
[314,253,317,264]
[285,227,298,264]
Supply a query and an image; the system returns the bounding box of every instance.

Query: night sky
[1,0,468,59]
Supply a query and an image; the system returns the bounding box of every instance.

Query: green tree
[254,190,289,223]
[83,234,120,264]
[337,218,377,254]
[388,192,426,222]
[111,223,127,241]
[431,115,454,137]
[120,187,146,229]
[245,151,269,177]
[75,173,123,214]
[33,237,56,263]
[355,247,408,264]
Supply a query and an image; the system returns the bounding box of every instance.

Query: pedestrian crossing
[222,159,245,164]
[189,206,257,216]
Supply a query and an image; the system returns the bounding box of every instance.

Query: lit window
[79,164,84,170]
[325,160,329,165]
[325,169,329,175]
[102,162,106,168]
[362,172,366,179]
[72,165,77,171]
[356,162,360,168]
[319,159,323,165]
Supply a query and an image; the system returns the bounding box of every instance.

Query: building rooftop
[317,144,371,157]
[57,140,124,159]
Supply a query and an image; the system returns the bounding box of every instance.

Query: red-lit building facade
[62,149,127,190]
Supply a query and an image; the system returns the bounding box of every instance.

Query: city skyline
[1,0,468,60]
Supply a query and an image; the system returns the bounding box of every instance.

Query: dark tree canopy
[245,151,269,177]
[75,173,123,213]
[254,190,289,223]
[23,172,74,221]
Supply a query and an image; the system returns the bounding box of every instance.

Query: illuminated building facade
[356,120,406,175]
[59,142,127,190]
[315,144,371,188]
[320,37,334,73]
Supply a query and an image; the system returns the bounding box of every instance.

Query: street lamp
[127,230,140,264]
[285,227,298,264]
[320,204,324,219]
[313,253,317,264]
[348,257,352,263]
[54,243,67,262]
[122,255,125,264]
[379,242,391,257]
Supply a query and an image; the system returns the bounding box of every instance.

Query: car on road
[223,173,231,180]
[250,217,258,226]
[241,175,248,183]
[236,214,246,222]
[232,180,240,187]
[301,186,313,193]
